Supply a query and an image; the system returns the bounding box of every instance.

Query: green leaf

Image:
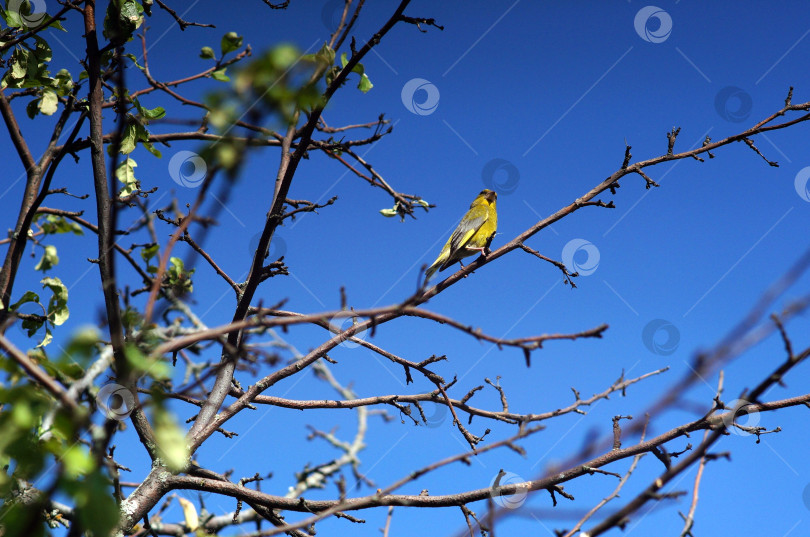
[34,245,59,272]
[10,290,45,338]
[38,88,58,115]
[38,214,83,235]
[379,208,398,218]
[54,68,74,96]
[14,45,49,86]
[49,19,67,31]
[215,143,238,170]
[357,72,373,93]
[140,105,165,120]
[269,43,299,69]
[67,469,119,537]
[121,306,144,332]
[166,257,194,294]
[116,117,151,155]
[124,344,169,379]
[26,98,40,119]
[123,53,145,70]
[142,141,162,157]
[153,408,189,472]
[62,444,95,477]
[339,53,372,93]
[211,68,230,82]
[220,32,243,55]
[132,97,165,120]
[303,42,335,67]
[11,51,28,79]
[340,53,366,77]
[115,157,139,196]
[199,46,215,60]
[133,120,150,144]
[11,290,41,309]
[36,327,53,348]
[118,0,144,28]
[4,6,23,28]
[11,400,37,428]
[21,317,43,338]
[41,277,68,326]
[141,243,159,263]
[119,122,138,154]
[4,0,48,29]
[103,0,144,42]
[324,65,340,87]
[63,325,101,361]
[32,36,52,62]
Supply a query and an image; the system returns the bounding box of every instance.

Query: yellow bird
[425,189,498,281]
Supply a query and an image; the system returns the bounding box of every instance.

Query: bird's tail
[425,248,450,284]
[424,261,440,282]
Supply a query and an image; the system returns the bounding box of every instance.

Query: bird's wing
[440,209,489,270]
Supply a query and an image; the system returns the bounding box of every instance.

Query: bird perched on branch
[425,189,498,282]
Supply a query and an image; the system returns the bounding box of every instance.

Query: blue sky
[3,1,810,535]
